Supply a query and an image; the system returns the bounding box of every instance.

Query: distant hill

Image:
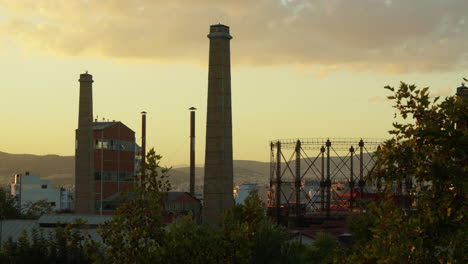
[0,151,74,186]
[170,160,270,193]
[0,151,375,191]
[0,152,271,190]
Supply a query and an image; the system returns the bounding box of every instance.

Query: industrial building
[75,72,142,215]
[93,121,140,214]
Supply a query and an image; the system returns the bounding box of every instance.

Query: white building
[10,172,71,212]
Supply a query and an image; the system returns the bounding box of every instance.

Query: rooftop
[38,214,112,225]
[93,121,119,130]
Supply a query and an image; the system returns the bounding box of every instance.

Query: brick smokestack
[75,72,95,214]
[203,24,234,225]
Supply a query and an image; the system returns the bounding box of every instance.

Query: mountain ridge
[0,151,271,190]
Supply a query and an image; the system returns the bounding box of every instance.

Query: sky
[0,0,466,167]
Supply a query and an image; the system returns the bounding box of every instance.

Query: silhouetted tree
[344,82,467,263]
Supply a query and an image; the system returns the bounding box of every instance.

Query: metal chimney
[189,107,197,196]
[141,111,147,182]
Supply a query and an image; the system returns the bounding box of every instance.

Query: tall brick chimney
[203,24,234,225]
[75,72,95,214]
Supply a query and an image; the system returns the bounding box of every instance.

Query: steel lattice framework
[268,138,385,223]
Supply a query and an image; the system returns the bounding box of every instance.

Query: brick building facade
[93,121,139,214]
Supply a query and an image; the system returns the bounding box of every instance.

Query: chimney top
[208,24,232,39]
[79,72,93,83]
[456,82,468,98]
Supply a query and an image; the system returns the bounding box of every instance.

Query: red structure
[93,121,138,214]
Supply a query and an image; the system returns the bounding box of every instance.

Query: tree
[23,199,53,219]
[304,232,339,264]
[0,187,22,219]
[346,210,372,245]
[97,148,171,264]
[344,82,467,263]
[156,190,308,264]
[0,224,94,264]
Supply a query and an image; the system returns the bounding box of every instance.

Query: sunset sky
[0,0,466,166]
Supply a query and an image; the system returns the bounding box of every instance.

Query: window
[95,172,101,180]
[121,172,135,182]
[41,184,47,189]
[95,140,109,149]
[95,171,135,182]
[94,139,137,150]
[50,202,56,207]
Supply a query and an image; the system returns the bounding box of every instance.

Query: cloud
[0,0,467,73]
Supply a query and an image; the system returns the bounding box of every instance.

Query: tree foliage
[0,188,53,220]
[0,187,22,220]
[154,190,309,264]
[22,199,53,219]
[0,224,94,264]
[344,82,467,263]
[305,232,340,264]
[97,148,171,264]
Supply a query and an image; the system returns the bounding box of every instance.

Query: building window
[121,172,135,182]
[94,139,136,151]
[94,171,135,182]
[41,184,47,189]
[104,172,114,181]
[95,140,109,149]
[50,202,56,207]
